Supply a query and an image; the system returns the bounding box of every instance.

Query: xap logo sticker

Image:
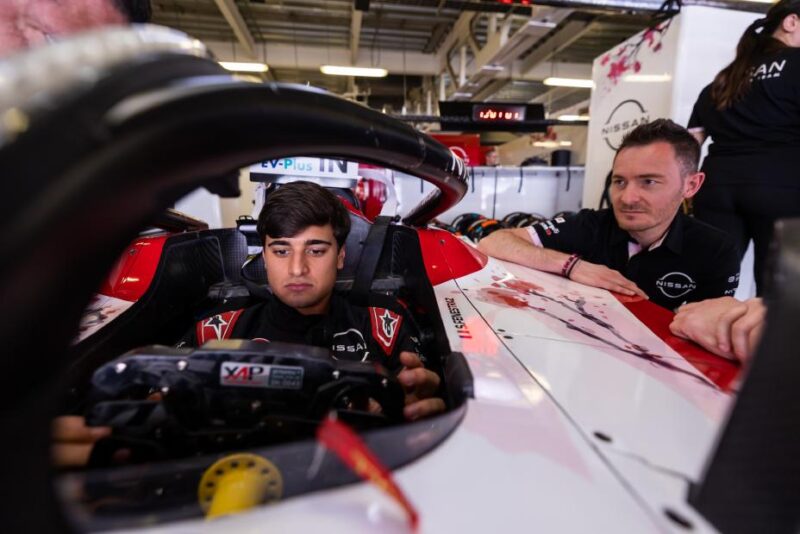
[655,272,697,299]
[220,362,303,389]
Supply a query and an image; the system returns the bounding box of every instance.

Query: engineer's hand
[568,260,648,299]
[669,297,765,363]
[52,416,111,468]
[397,351,445,421]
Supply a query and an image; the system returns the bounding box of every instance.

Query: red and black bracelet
[561,253,581,278]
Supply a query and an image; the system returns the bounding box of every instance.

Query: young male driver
[54,181,444,467]
[478,119,740,310]
[184,181,442,414]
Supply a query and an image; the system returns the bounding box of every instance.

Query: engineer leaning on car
[53,182,444,467]
[478,119,740,310]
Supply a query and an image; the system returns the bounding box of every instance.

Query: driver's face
[263,224,345,315]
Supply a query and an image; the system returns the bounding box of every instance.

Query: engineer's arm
[688,127,707,147]
[477,227,647,298]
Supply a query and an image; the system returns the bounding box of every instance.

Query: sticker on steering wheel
[220,362,303,389]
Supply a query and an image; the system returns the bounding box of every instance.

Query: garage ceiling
[149,0,761,117]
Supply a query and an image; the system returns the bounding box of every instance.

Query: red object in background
[100,234,168,302]
[431,133,483,167]
[618,297,741,391]
[417,227,488,286]
[317,417,419,531]
[355,177,387,222]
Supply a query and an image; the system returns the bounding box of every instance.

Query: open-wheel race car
[0,25,798,534]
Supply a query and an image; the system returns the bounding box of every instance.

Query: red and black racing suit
[179,293,418,373]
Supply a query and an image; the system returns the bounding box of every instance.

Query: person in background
[688,0,800,294]
[484,147,500,167]
[670,297,766,363]
[478,119,740,310]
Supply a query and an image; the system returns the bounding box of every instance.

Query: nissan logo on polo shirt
[602,99,650,151]
[656,272,697,298]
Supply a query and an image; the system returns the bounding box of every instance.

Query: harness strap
[350,215,392,304]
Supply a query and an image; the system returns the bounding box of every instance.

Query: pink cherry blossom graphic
[601,18,672,87]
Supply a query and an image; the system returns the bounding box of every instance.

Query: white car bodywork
[121,253,731,533]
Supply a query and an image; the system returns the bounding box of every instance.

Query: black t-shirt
[689,48,800,160]
[529,209,740,310]
[179,294,419,374]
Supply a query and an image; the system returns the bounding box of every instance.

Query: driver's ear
[337,245,345,270]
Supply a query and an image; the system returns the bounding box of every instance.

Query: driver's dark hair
[257,181,351,248]
[616,118,700,177]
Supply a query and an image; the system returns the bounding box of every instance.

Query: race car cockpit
[8,22,799,534]
[0,25,475,531]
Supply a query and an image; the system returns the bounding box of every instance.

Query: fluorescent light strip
[219,61,269,73]
[623,74,672,83]
[558,114,590,121]
[543,77,594,89]
[320,65,388,77]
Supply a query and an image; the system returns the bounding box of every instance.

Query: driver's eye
[271,248,290,257]
[307,248,328,256]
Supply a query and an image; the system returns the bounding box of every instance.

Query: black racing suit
[179,293,419,374]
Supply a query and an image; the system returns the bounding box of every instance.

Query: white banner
[249,157,358,179]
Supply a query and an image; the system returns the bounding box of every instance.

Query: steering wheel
[83,340,405,467]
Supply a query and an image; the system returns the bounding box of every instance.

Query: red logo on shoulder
[196,309,243,344]
[369,307,403,356]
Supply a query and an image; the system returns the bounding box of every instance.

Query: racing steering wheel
[84,340,405,467]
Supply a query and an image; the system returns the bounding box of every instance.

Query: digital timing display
[472,104,527,122]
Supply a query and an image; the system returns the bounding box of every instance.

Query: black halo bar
[393,114,590,128]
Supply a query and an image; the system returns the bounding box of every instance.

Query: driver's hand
[52,416,111,468]
[397,351,445,421]
[569,260,648,299]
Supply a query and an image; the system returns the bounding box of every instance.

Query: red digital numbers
[473,105,526,122]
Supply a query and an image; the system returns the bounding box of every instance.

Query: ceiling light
[559,141,573,146]
[558,114,590,121]
[543,77,594,89]
[481,64,506,72]
[623,74,672,83]
[320,65,388,77]
[219,61,269,73]
[533,141,560,148]
[452,91,473,98]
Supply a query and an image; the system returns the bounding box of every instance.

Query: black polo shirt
[527,209,740,310]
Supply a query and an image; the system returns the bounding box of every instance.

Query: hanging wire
[402,26,408,114]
